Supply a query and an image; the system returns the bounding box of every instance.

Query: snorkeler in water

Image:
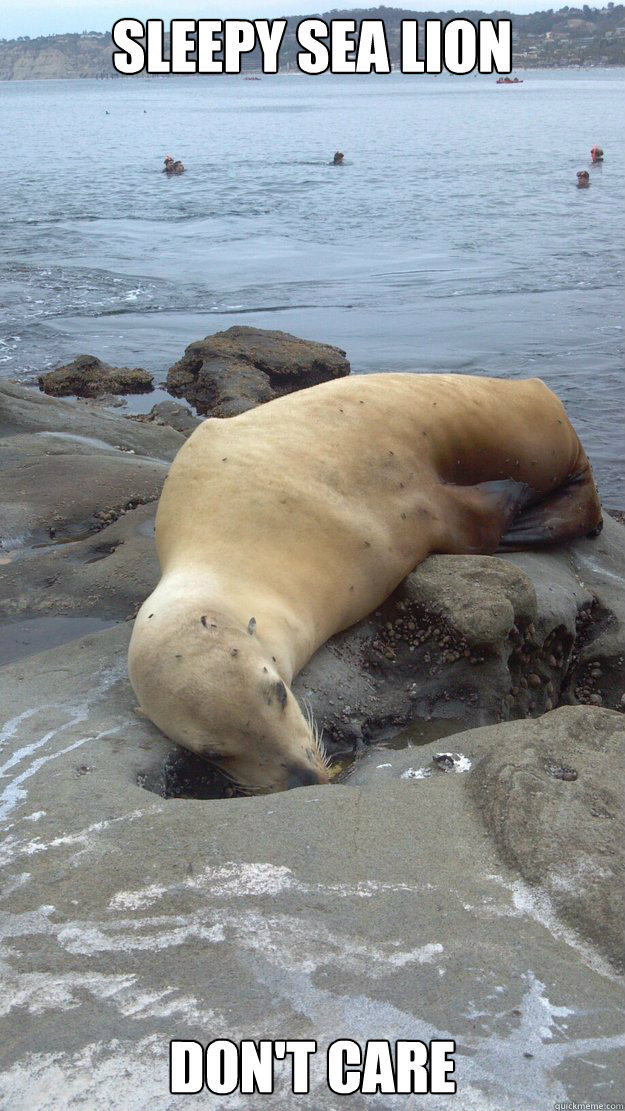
[332,150,345,165]
[163,155,185,174]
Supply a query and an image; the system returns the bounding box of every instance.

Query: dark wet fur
[497,465,603,550]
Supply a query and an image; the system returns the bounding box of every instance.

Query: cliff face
[0,34,116,80]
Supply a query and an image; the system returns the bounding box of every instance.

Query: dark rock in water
[132,400,201,437]
[166,325,350,416]
[39,354,154,398]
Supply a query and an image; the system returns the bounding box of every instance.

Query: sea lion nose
[285,763,324,790]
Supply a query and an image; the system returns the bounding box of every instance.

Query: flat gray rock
[0,502,158,624]
[346,706,625,970]
[144,399,202,436]
[0,433,167,548]
[471,705,625,971]
[0,382,183,617]
[0,628,623,1110]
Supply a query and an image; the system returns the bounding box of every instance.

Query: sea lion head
[128,600,329,793]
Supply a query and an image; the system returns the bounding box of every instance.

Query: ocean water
[1,69,623,503]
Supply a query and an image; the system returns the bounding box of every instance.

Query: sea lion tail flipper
[439,479,535,555]
[497,467,603,550]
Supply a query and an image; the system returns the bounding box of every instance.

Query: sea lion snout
[285,762,328,790]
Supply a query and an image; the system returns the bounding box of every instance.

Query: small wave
[123,288,152,302]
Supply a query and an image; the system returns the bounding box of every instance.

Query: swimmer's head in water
[576,170,590,187]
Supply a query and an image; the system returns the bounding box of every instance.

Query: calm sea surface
[1,69,623,502]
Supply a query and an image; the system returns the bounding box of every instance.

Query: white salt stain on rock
[36,431,126,453]
[1,808,157,868]
[0,707,41,752]
[0,725,116,822]
[1,872,622,1109]
[0,940,223,1027]
[114,987,219,1026]
[401,766,432,779]
[575,551,624,585]
[0,662,127,821]
[27,809,152,854]
[447,753,472,773]
[488,875,620,982]
[109,882,169,911]
[57,918,226,955]
[53,899,443,984]
[402,753,472,779]
[255,966,623,1111]
[386,942,443,966]
[1,871,31,897]
[0,1033,250,1111]
[0,971,137,1016]
[0,905,58,938]
[187,861,296,899]
[109,862,429,912]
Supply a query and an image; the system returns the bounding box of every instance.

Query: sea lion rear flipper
[438,479,535,555]
[498,467,603,550]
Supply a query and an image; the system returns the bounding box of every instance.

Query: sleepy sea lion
[128,373,602,793]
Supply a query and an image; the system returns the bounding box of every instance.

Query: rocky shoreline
[1,328,623,1110]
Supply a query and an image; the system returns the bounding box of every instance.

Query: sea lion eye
[275,681,288,710]
[247,617,256,635]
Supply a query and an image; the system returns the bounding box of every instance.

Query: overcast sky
[2,0,610,40]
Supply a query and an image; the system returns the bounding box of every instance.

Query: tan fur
[128,373,601,792]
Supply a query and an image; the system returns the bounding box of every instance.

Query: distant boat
[496,76,524,84]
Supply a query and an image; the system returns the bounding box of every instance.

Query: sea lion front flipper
[437,478,535,556]
[498,467,603,550]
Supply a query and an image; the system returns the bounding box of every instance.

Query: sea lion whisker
[317,734,330,770]
[301,696,313,730]
[232,782,265,796]
[302,698,327,767]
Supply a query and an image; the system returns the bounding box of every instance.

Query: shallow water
[331,716,469,780]
[0,616,118,668]
[1,69,623,501]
